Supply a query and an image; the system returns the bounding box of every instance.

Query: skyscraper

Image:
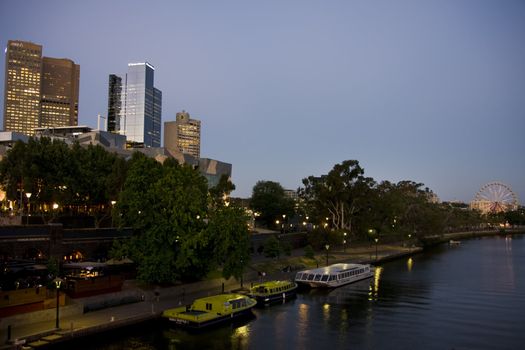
[164,110,201,158]
[3,40,42,135]
[107,63,162,147]
[40,57,80,128]
[107,74,122,133]
[3,40,80,136]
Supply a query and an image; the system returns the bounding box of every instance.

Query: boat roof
[196,293,248,304]
[252,280,295,288]
[297,263,368,275]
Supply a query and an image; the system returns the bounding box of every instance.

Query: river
[76,234,525,349]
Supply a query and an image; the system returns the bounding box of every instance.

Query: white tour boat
[295,263,374,288]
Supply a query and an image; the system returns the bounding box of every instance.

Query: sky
[1,0,524,204]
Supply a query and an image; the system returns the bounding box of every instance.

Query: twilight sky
[1,0,524,203]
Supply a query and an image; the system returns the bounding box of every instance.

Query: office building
[3,40,79,136]
[107,74,121,133]
[108,63,162,147]
[40,57,80,128]
[3,40,42,135]
[164,110,201,158]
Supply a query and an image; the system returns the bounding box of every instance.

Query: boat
[449,240,461,246]
[162,293,257,329]
[295,263,374,288]
[247,280,298,305]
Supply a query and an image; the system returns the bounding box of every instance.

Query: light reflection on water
[84,235,525,350]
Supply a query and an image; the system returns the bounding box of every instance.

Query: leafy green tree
[114,154,210,283]
[263,235,281,258]
[209,174,235,209]
[299,160,374,233]
[250,180,295,228]
[206,206,250,280]
[0,138,73,218]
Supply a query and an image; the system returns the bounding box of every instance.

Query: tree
[114,154,210,283]
[206,206,250,280]
[263,236,281,258]
[299,160,374,233]
[209,174,235,209]
[250,180,295,228]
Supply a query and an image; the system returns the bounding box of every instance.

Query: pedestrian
[154,287,160,302]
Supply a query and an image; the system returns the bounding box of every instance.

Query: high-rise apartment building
[3,40,79,136]
[3,41,42,135]
[164,110,201,158]
[107,63,162,147]
[40,57,80,128]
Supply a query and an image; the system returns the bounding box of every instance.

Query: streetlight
[110,201,116,227]
[25,192,32,225]
[325,244,330,266]
[374,237,379,260]
[282,214,286,234]
[53,277,64,329]
[343,232,347,252]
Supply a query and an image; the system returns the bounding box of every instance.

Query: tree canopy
[111,153,250,283]
[249,180,295,228]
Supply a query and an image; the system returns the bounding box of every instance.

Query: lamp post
[374,237,379,260]
[325,244,330,266]
[282,214,286,234]
[110,201,116,227]
[53,277,64,329]
[25,192,32,225]
[343,232,347,253]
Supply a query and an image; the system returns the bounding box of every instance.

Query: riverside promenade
[3,229,520,349]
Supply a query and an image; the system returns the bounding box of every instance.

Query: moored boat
[162,293,256,329]
[247,280,298,305]
[295,263,374,288]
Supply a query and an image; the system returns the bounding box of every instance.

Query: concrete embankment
[420,228,525,246]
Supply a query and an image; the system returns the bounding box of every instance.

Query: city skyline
[1,0,524,203]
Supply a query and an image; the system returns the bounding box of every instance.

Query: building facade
[3,40,79,136]
[164,110,201,158]
[198,158,232,188]
[108,63,162,147]
[3,40,43,135]
[106,74,122,133]
[40,57,80,128]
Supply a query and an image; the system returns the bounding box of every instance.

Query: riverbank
[2,229,522,349]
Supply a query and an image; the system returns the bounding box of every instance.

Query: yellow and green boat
[162,293,256,329]
[247,280,298,305]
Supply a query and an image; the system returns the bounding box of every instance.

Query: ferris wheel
[471,182,519,214]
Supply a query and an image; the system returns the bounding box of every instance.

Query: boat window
[296,273,303,280]
[314,274,322,281]
[206,303,212,310]
[307,274,315,281]
[321,275,329,281]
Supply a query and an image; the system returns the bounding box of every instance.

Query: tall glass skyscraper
[108,62,162,147]
[107,74,122,133]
